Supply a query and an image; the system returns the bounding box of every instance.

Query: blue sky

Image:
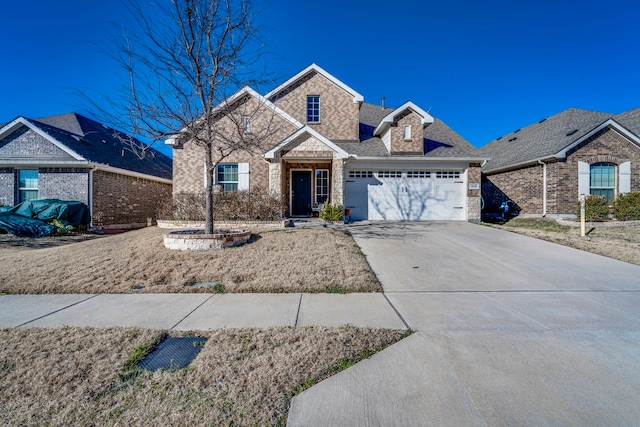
[1,0,639,157]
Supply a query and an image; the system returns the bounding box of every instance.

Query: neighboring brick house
[0,113,172,227]
[169,64,486,221]
[480,107,640,218]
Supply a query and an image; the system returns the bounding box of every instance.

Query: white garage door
[345,170,466,221]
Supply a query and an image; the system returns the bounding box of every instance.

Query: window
[403,124,412,140]
[315,169,329,204]
[436,171,461,179]
[217,164,238,193]
[407,171,430,178]
[307,96,320,123]
[242,116,251,133]
[590,163,616,203]
[377,171,402,178]
[349,170,373,178]
[18,169,38,202]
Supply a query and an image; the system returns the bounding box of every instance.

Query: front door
[291,170,312,216]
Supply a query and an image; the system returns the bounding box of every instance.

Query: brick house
[480,107,640,217]
[0,113,172,227]
[169,64,485,221]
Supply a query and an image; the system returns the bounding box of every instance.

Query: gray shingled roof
[29,113,172,180]
[341,102,481,158]
[614,107,640,135]
[480,108,614,173]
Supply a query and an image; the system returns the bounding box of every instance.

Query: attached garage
[345,168,467,221]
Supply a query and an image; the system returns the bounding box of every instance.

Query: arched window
[590,162,616,203]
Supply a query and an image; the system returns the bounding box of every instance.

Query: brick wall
[92,170,172,226]
[172,95,297,196]
[39,168,89,204]
[0,168,14,206]
[269,71,359,141]
[0,127,73,159]
[390,110,423,154]
[482,126,640,216]
[482,164,544,215]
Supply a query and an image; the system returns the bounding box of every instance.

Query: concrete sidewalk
[0,292,407,330]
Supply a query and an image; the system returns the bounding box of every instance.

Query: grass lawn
[0,226,381,294]
[0,326,408,426]
[489,217,640,265]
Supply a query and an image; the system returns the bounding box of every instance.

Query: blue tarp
[0,199,90,237]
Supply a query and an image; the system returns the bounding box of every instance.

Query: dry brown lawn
[0,326,408,426]
[0,226,380,294]
[492,218,640,265]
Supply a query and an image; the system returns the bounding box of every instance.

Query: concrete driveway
[288,222,640,426]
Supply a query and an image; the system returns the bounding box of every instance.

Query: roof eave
[265,63,364,103]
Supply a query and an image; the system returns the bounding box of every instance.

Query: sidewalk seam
[170,294,216,330]
[294,293,303,327]
[382,292,411,330]
[17,294,99,327]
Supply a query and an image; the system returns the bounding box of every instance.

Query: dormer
[265,64,364,141]
[373,101,434,155]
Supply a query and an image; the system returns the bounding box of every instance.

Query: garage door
[345,170,465,221]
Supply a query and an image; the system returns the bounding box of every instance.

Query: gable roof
[373,101,434,136]
[480,108,614,173]
[264,126,350,159]
[335,102,483,159]
[0,113,172,180]
[166,86,303,146]
[265,63,364,103]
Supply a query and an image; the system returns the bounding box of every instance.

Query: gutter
[538,160,547,216]
[483,154,559,174]
[88,164,98,228]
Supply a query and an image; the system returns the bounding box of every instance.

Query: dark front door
[291,170,312,216]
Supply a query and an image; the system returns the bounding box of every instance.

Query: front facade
[481,108,640,217]
[0,113,173,227]
[170,64,485,221]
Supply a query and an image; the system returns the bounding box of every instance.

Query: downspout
[538,160,547,216]
[88,164,98,228]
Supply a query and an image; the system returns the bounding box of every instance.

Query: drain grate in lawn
[138,337,208,371]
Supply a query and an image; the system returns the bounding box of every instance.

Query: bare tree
[90,0,280,234]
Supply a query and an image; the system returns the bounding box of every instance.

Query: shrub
[158,187,284,221]
[613,191,640,220]
[319,203,344,222]
[577,195,609,221]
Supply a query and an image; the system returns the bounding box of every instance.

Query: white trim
[557,119,640,158]
[263,126,350,159]
[373,101,434,137]
[93,164,172,184]
[0,117,86,161]
[538,160,547,215]
[265,63,364,103]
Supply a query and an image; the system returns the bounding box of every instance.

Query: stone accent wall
[390,110,423,154]
[467,197,481,222]
[92,170,172,226]
[268,162,282,196]
[39,168,89,204]
[0,168,14,206]
[269,71,359,141]
[0,127,74,159]
[332,157,344,206]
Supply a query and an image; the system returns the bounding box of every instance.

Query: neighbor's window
[18,169,38,202]
[307,96,320,123]
[403,124,412,140]
[590,162,616,203]
[217,164,238,193]
[315,169,329,204]
[242,116,252,133]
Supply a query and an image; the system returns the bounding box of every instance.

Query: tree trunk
[205,145,215,234]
